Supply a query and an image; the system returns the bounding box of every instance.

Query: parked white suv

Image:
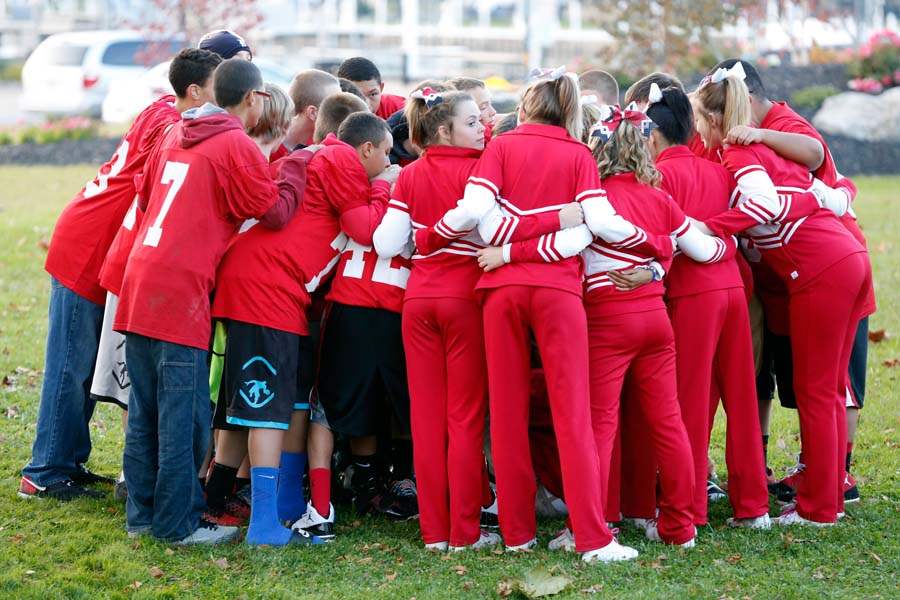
[20,30,182,117]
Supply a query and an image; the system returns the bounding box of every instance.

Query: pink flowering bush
[0,117,98,145]
[849,29,900,94]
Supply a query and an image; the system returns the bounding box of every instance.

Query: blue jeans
[123,333,210,541]
[22,277,103,486]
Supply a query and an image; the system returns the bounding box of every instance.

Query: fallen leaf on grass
[9,533,24,544]
[164,548,174,556]
[452,565,467,576]
[149,566,164,578]
[37,239,49,251]
[5,406,19,419]
[726,553,742,565]
[582,584,604,594]
[385,572,397,581]
[212,557,228,570]
[502,566,573,598]
[870,552,882,564]
[128,581,143,591]
[868,329,888,342]
[462,581,474,591]
[883,358,900,367]
[24,570,35,576]
[775,437,788,451]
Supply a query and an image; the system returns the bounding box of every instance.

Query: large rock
[813,88,900,142]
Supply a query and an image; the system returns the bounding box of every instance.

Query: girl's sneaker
[727,514,772,529]
[547,528,576,552]
[450,530,501,552]
[645,520,697,548]
[775,504,835,527]
[291,503,336,541]
[581,539,638,563]
[623,517,651,530]
[505,538,537,552]
[425,541,448,552]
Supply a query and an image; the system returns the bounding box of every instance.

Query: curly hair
[590,120,661,187]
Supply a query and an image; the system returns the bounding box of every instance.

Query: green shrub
[791,85,840,111]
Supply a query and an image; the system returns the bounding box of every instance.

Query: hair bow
[648,82,663,105]
[410,87,443,108]
[590,103,658,143]
[528,65,567,82]
[699,61,746,89]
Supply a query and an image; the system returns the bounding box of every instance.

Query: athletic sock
[234,476,251,494]
[246,466,293,546]
[276,451,307,523]
[310,467,332,516]
[206,463,238,512]
[846,442,854,473]
[391,439,415,481]
[762,435,769,464]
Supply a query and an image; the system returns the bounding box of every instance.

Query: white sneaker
[291,503,335,541]
[645,520,697,547]
[775,505,834,527]
[623,517,651,530]
[424,541,448,552]
[450,530,501,552]
[505,538,537,552]
[535,484,569,517]
[726,514,772,529]
[173,520,239,546]
[547,528,576,552]
[581,539,639,563]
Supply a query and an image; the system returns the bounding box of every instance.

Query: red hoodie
[114,106,310,349]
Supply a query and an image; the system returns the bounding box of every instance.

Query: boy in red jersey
[338,57,405,119]
[17,48,223,502]
[115,59,313,545]
[269,69,341,162]
[709,59,873,505]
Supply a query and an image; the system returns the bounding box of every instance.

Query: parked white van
[20,30,182,117]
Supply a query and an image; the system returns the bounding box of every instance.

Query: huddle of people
[20,29,874,564]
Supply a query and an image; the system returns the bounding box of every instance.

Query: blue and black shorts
[212,319,314,430]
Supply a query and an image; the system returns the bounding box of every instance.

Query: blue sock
[277,451,307,522]
[246,467,293,546]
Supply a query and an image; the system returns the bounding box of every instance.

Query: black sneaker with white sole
[72,465,116,487]
[350,469,385,516]
[18,476,103,501]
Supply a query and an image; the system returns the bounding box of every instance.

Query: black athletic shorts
[316,302,410,438]
[847,316,868,409]
[212,319,310,430]
[756,324,796,409]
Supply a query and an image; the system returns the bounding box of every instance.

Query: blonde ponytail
[520,72,583,140]
[696,74,751,136]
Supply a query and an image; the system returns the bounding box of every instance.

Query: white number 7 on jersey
[143,161,190,247]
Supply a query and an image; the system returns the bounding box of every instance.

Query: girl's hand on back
[558,202,584,229]
[725,125,764,146]
[608,267,652,291]
[477,246,507,272]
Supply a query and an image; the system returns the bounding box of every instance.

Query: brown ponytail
[405,91,475,149]
[695,75,751,136]
[520,72,583,141]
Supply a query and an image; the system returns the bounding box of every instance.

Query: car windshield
[30,42,88,66]
[102,40,183,67]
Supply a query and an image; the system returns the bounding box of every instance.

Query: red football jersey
[760,101,875,315]
[326,241,411,313]
[376,93,406,120]
[98,199,142,296]
[656,145,745,299]
[382,145,484,302]
[582,173,684,316]
[44,96,179,304]
[708,143,865,295]
[115,109,294,349]
[212,135,389,334]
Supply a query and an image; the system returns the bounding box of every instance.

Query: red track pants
[482,286,612,552]
[789,253,870,522]
[587,306,696,544]
[403,298,487,546]
[668,287,769,524]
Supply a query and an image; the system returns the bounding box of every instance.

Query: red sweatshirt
[373,145,484,302]
[45,96,179,305]
[212,134,389,334]
[656,145,745,299]
[115,107,309,349]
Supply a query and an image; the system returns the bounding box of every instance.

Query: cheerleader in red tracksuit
[421,69,672,562]
[644,84,771,528]
[521,104,737,546]
[695,70,870,526]
[373,89,498,551]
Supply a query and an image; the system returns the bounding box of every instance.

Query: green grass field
[0,166,897,599]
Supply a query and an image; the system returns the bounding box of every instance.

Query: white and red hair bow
[590,102,657,143]
[410,87,443,108]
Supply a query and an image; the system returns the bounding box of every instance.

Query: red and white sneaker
[775,503,834,527]
[17,476,102,501]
